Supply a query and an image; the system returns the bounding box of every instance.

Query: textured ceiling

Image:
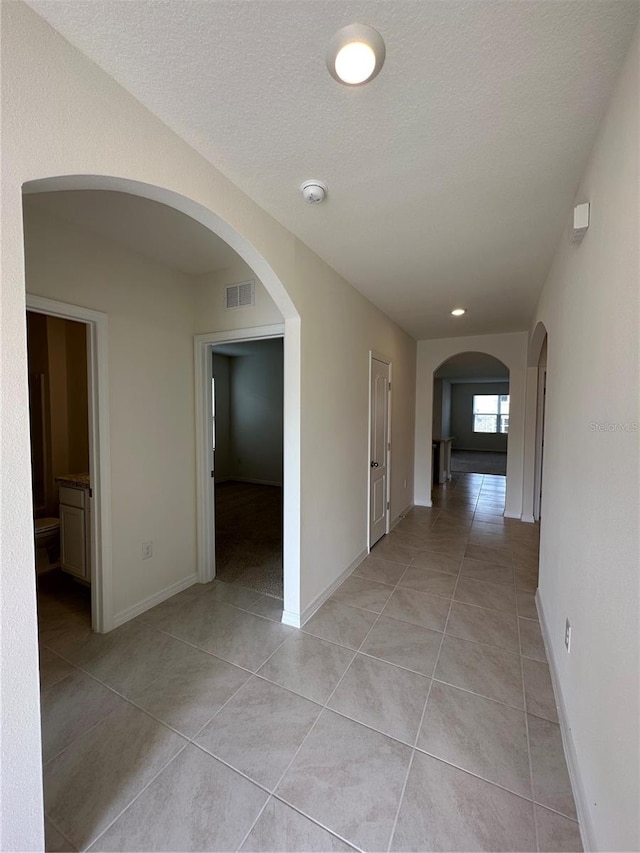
[24,191,240,275]
[26,0,639,339]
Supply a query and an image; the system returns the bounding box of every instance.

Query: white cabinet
[59,486,90,582]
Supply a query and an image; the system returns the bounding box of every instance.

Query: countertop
[55,472,90,489]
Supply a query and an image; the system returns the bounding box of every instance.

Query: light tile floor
[39,473,582,852]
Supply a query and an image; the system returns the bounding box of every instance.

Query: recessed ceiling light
[327,24,386,86]
[451,308,466,316]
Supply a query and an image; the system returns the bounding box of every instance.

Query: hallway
[39,474,580,852]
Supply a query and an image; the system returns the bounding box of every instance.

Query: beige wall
[24,203,198,616]
[292,239,416,608]
[65,319,89,474]
[531,27,639,852]
[194,261,283,334]
[27,313,90,517]
[0,5,416,846]
[26,312,51,512]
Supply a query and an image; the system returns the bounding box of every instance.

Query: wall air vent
[225,280,255,310]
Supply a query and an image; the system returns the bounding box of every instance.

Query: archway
[414,334,528,519]
[433,352,511,484]
[22,176,303,629]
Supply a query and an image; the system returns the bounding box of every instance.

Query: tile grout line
[517,540,541,853]
[233,793,274,853]
[43,473,550,853]
[43,811,78,852]
[386,483,472,853]
[386,750,417,853]
[412,744,537,803]
[260,552,424,852]
[81,740,191,851]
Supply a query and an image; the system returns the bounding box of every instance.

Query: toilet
[34,517,60,569]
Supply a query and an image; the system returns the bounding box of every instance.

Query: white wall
[0,5,416,847]
[23,203,198,618]
[441,380,452,437]
[213,342,284,485]
[415,332,528,517]
[432,377,443,436]
[212,354,232,480]
[531,27,639,852]
[229,342,283,486]
[450,381,509,452]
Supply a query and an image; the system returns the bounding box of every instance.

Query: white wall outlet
[565,618,572,652]
[142,541,153,560]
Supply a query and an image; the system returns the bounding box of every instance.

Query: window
[473,394,509,434]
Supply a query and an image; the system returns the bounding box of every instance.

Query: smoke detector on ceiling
[301,180,328,204]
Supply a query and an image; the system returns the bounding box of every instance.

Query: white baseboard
[281,609,301,628]
[390,502,414,531]
[503,511,521,519]
[113,573,199,628]
[536,590,593,852]
[414,499,433,508]
[283,548,369,629]
[520,513,536,523]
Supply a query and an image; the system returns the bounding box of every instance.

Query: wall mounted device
[571,202,590,244]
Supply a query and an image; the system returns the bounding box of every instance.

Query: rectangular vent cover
[225,280,255,310]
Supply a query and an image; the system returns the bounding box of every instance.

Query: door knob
[371,461,379,468]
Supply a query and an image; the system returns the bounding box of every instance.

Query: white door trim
[533,366,547,521]
[26,294,113,633]
[368,351,392,551]
[194,324,295,612]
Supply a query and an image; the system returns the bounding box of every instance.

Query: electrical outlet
[565,618,571,652]
[404,479,407,489]
[142,541,153,560]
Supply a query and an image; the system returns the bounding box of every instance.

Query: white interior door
[370,357,390,548]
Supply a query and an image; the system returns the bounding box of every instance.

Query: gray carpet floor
[214,480,283,599]
[451,450,507,475]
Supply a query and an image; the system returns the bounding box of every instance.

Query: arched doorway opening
[22,176,302,631]
[433,352,511,487]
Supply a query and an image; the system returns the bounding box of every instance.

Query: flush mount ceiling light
[451,308,467,316]
[327,23,386,86]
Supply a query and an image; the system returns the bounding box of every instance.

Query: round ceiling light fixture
[300,180,328,204]
[327,23,386,86]
[451,308,467,316]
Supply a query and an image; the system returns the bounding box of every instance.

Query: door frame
[26,294,113,633]
[533,356,547,521]
[367,351,392,550]
[194,324,286,588]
